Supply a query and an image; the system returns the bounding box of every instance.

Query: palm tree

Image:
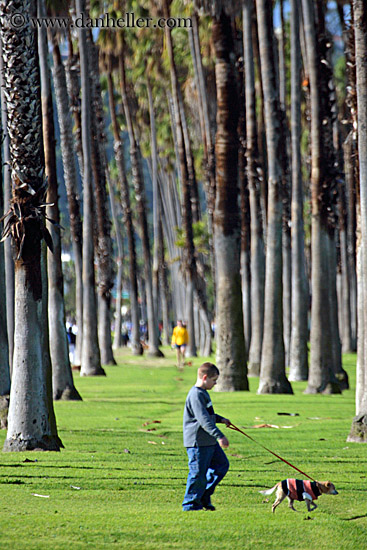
[88,34,116,366]
[38,0,81,400]
[119,44,163,358]
[0,42,14,374]
[76,0,105,377]
[348,0,367,442]
[0,116,10,399]
[105,55,142,356]
[288,0,309,381]
[51,33,83,366]
[163,0,212,359]
[278,0,292,370]
[301,0,341,394]
[205,4,248,391]
[243,0,265,377]
[190,13,216,300]
[1,0,60,450]
[256,0,292,394]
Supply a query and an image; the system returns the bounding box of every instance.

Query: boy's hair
[198,362,219,379]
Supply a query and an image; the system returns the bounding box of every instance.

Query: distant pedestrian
[171,319,188,369]
[67,326,76,363]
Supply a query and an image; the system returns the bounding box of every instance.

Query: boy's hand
[218,436,229,448]
[221,418,231,427]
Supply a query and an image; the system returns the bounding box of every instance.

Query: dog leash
[227,422,316,482]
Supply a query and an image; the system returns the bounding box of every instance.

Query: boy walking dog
[182,363,230,511]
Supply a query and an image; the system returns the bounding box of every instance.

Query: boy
[182,362,230,511]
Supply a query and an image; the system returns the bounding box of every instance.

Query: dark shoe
[203,504,216,511]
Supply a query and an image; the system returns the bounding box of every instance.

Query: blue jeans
[182,443,229,511]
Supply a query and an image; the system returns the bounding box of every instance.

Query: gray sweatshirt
[183,386,225,447]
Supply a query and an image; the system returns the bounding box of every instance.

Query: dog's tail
[259,485,278,496]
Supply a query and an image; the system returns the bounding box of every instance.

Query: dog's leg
[304,492,318,512]
[287,497,297,512]
[306,500,317,512]
[272,488,286,513]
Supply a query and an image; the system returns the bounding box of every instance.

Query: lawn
[0,348,365,550]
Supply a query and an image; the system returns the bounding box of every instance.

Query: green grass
[0,348,365,549]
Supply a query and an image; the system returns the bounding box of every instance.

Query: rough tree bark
[1,0,60,450]
[288,0,309,381]
[256,0,292,394]
[76,0,105,377]
[212,9,248,391]
[348,0,367,442]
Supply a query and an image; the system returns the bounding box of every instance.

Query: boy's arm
[190,391,225,440]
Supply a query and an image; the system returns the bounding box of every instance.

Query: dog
[259,479,338,512]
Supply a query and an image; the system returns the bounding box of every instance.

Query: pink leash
[227,422,316,482]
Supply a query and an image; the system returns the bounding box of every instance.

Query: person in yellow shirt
[171,319,189,369]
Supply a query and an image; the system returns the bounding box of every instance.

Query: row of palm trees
[0,0,366,451]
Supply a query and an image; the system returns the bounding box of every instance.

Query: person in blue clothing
[182,362,231,511]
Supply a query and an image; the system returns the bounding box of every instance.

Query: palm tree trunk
[243,0,265,376]
[106,171,124,351]
[0,109,10,398]
[1,0,60,450]
[0,41,14,374]
[51,35,83,367]
[252,8,268,229]
[65,27,84,181]
[147,78,162,351]
[344,133,358,349]
[88,39,116,367]
[164,0,214,358]
[278,0,293,369]
[348,0,367,442]
[256,0,292,394]
[106,65,141,355]
[328,230,349,389]
[302,0,341,394]
[38,1,81,401]
[288,0,309,381]
[211,10,248,391]
[119,50,163,358]
[76,0,105,377]
[236,34,251,357]
[191,13,216,300]
[239,146,251,356]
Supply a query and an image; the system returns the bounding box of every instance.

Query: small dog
[259,478,338,512]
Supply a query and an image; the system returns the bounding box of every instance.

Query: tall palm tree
[301,0,341,394]
[0,42,14,374]
[256,0,292,394]
[199,2,248,391]
[88,34,116,366]
[38,0,81,400]
[190,13,216,300]
[288,0,309,381]
[0,114,10,399]
[348,0,367,442]
[51,33,83,366]
[163,0,212,359]
[76,0,105,377]
[243,0,265,377]
[119,44,163,358]
[105,56,142,356]
[1,0,60,450]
